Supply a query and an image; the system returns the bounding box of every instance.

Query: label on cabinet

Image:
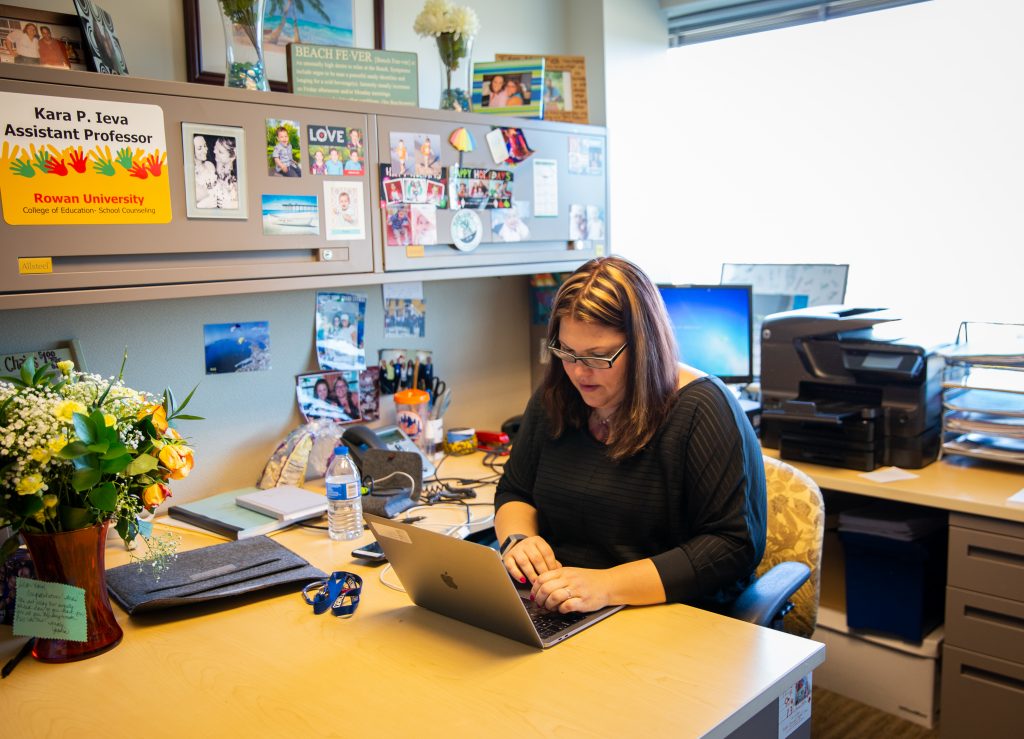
[0,92,171,225]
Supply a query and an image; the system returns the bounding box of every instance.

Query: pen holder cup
[394,389,431,453]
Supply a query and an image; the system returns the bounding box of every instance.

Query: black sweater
[494,376,767,607]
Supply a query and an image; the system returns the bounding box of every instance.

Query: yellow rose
[53,399,87,423]
[48,436,68,454]
[103,413,117,427]
[57,360,75,376]
[159,444,194,481]
[141,482,171,510]
[138,403,168,434]
[43,494,58,509]
[30,447,51,464]
[16,474,44,496]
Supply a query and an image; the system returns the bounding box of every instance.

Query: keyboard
[522,597,587,639]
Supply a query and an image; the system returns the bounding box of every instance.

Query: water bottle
[325,445,363,541]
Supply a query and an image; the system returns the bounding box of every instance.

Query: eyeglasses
[547,341,627,369]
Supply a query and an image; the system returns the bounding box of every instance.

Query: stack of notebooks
[165,485,327,540]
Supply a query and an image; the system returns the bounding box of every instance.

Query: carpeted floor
[812,687,939,738]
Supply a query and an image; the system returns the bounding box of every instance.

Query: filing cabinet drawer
[945,586,1024,664]
[940,645,1024,739]
[947,526,1024,602]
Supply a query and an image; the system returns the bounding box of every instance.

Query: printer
[760,306,943,471]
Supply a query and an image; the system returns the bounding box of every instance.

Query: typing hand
[503,535,560,585]
[531,567,611,614]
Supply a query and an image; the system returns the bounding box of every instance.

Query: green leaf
[125,453,158,476]
[32,362,53,385]
[73,411,95,444]
[171,414,204,421]
[71,467,101,491]
[0,374,24,385]
[88,482,118,512]
[100,444,129,460]
[0,535,20,563]
[59,506,94,530]
[59,440,90,459]
[19,357,35,386]
[100,454,132,474]
[86,441,111,454]
[170,384,200,417]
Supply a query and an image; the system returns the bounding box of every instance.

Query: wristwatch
[500,533,528,556]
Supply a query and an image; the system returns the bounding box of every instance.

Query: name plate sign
[288,44,418,107]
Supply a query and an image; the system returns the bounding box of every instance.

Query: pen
[2,638,34,679]
[399,515,425,524]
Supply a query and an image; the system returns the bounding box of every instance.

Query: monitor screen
[720,263,850,378]
[658,284,753,385]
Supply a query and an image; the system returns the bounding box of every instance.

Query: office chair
[730,456,824,637]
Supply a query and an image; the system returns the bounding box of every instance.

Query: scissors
[418,376,446,399]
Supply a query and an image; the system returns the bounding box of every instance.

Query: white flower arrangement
[413,0,480,40]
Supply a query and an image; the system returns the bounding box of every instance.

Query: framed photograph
[471,59,545,119]
[184,0,383,92]
[72,0,128,74]
[181,122,248,220]
[0,4,88,70]
[497,54,589,124]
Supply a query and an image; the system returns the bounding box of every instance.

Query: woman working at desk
[495,257,767,614]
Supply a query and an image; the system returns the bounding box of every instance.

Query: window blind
[664,0,929,46]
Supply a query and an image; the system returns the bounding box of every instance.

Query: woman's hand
[502,535,560,585]
[531,567,613,613]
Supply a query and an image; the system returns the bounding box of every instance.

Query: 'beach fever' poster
[0,92,171,225]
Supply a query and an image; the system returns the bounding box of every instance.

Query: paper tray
[106,536,326,615]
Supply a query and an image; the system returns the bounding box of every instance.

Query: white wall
[604,0,1023,342]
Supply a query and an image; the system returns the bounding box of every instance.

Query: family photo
[0,16,85,69]
[296,370,361,423]
[315,291,366,370]
[182,123,247,219]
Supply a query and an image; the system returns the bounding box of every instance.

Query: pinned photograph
[491,207,530,242]
[450,209,483,251]
[378,349,432,395]
[324,180,365,240]
[316,291,366,370]
[472,59,545,118]
[502,127,534,165]
[410,204,438,245]
[568,136,605,176]
[266,118,302,177]
[262,194,319,236]
[425,180,446,207]
[569,203,588,241]
[385,204,412,246]
[296,370,362,423]
[203,321,270,374]
[384,298,426,338]
[358,367,381,421]
[403,177,427,204]
[307,124,363,175]
[182,122,247,219]
[448,167,513,209]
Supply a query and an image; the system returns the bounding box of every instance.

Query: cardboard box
[812,606,942,729]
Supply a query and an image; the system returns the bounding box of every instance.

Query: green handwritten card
[12,577,88,642]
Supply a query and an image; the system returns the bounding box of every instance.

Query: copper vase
[21,521,123,662]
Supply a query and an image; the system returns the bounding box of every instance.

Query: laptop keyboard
[522,597,588,639]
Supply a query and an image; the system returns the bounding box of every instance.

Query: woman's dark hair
[543,256,679,461]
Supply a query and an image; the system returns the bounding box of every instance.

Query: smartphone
[351,540,387,562]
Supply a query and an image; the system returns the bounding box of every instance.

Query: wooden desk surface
[0,453,824,739]
[764,449,1024,523]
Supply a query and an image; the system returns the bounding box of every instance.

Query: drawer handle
[962,664,1024,694]
[966,544,1024,568]
[964,605,1024,632]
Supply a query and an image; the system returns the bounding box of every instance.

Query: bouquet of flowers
[0,356,199,561]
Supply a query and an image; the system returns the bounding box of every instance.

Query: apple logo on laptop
[441,571,458,590]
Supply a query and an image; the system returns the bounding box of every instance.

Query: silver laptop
[364,514,622,648]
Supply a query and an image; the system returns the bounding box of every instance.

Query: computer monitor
[720,263,850,378]
[658,284,754,386]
